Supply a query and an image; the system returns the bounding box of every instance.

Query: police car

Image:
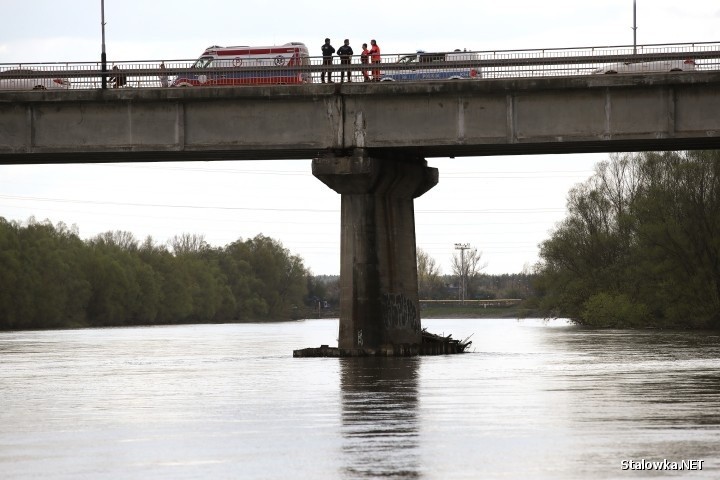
[379,50,481,82]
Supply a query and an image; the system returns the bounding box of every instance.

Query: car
[0,68,71,90]
[380,50,481,82]
[592,59,696,74]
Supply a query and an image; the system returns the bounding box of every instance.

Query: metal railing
[1,41,718,91]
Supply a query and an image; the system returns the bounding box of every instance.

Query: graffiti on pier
[381,293,420,332]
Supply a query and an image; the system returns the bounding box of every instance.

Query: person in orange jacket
[369,39,381,81]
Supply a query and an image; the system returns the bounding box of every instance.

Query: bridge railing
[1,41,718,90]
[474,42,720,78]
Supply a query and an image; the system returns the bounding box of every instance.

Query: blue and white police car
[380,50,481,82]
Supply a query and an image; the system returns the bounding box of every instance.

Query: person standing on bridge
[360,43,370,82]
[320,38,335,83]
[158,61,169,88]
[337,39,354,83]
[369,39,381,81]
[110,65,127,88]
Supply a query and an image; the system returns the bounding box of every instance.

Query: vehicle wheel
[604,70,618,74]
[380,78,394,82]
[32,85,47,90]
[175,82,192,87]
[670,68,682,72]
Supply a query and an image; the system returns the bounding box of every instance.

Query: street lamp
[101,0,107,89]
[633,0,638,55]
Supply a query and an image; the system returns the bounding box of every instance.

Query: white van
[172,42,310,87]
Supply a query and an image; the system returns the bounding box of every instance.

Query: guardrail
[1,41,718,90]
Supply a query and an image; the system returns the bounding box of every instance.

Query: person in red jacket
[369,39,381,81]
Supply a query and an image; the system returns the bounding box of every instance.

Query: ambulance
[172,42,310,87]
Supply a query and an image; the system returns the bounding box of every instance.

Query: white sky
[1,1,718,275]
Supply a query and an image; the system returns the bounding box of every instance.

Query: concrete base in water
[311,152,438,354]
[293,330,472,357]
[303,152,472,358]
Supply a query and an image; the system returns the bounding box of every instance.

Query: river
[1,318,719,479]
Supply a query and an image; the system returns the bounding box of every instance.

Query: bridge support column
[311,151,438,355]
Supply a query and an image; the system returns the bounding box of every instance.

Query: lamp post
[101,0,107,89]
[632,0,637,55]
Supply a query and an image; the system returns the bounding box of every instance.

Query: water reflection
[340,357,421,479]
[534,326,720,469]
[542,329,720,421]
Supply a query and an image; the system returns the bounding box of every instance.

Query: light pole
[101,0,107,89]
[454,243,470,305]
[632,0,637,55]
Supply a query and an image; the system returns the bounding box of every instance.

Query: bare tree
[451,247,487,302]
[92,230,139,251]
[168,233,209,255]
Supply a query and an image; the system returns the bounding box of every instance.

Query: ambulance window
[398,55,417,64]
[192,57,213,69]
[419,54,445,63]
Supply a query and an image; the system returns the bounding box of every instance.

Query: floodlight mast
[454,243,471,304]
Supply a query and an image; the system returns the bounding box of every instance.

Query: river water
[1,318,719,479]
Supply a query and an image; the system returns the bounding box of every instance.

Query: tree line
[0,218,308,330]
[417,248,535,301]
[531,150,720,329]
[10,150,713,332]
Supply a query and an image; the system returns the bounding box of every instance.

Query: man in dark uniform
[321,38,335,83]
[337,39,353,83]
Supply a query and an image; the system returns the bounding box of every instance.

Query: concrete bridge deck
[1,72,720,164]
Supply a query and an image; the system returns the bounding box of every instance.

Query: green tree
[535,150,720,329]
[85,240,140,326]
[417,248,445,299]
[0,219,312,329]
[0,219,91,330]
[242,235,307,319]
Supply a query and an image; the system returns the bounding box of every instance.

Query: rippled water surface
[1,319,719,479]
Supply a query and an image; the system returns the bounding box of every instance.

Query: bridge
[1,73,719,162]
[2,44,720,355]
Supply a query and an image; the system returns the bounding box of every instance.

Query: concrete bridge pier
[309,151,438,355]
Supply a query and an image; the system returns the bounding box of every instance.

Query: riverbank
[301,301,542,320]
[420,303,541,319]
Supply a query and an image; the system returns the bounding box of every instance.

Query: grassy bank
[420,303,541,319]
[300,301,543,320]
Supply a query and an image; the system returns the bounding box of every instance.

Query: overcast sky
[1,1,718,275]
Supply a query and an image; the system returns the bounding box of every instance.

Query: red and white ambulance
[172,42,310,87]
